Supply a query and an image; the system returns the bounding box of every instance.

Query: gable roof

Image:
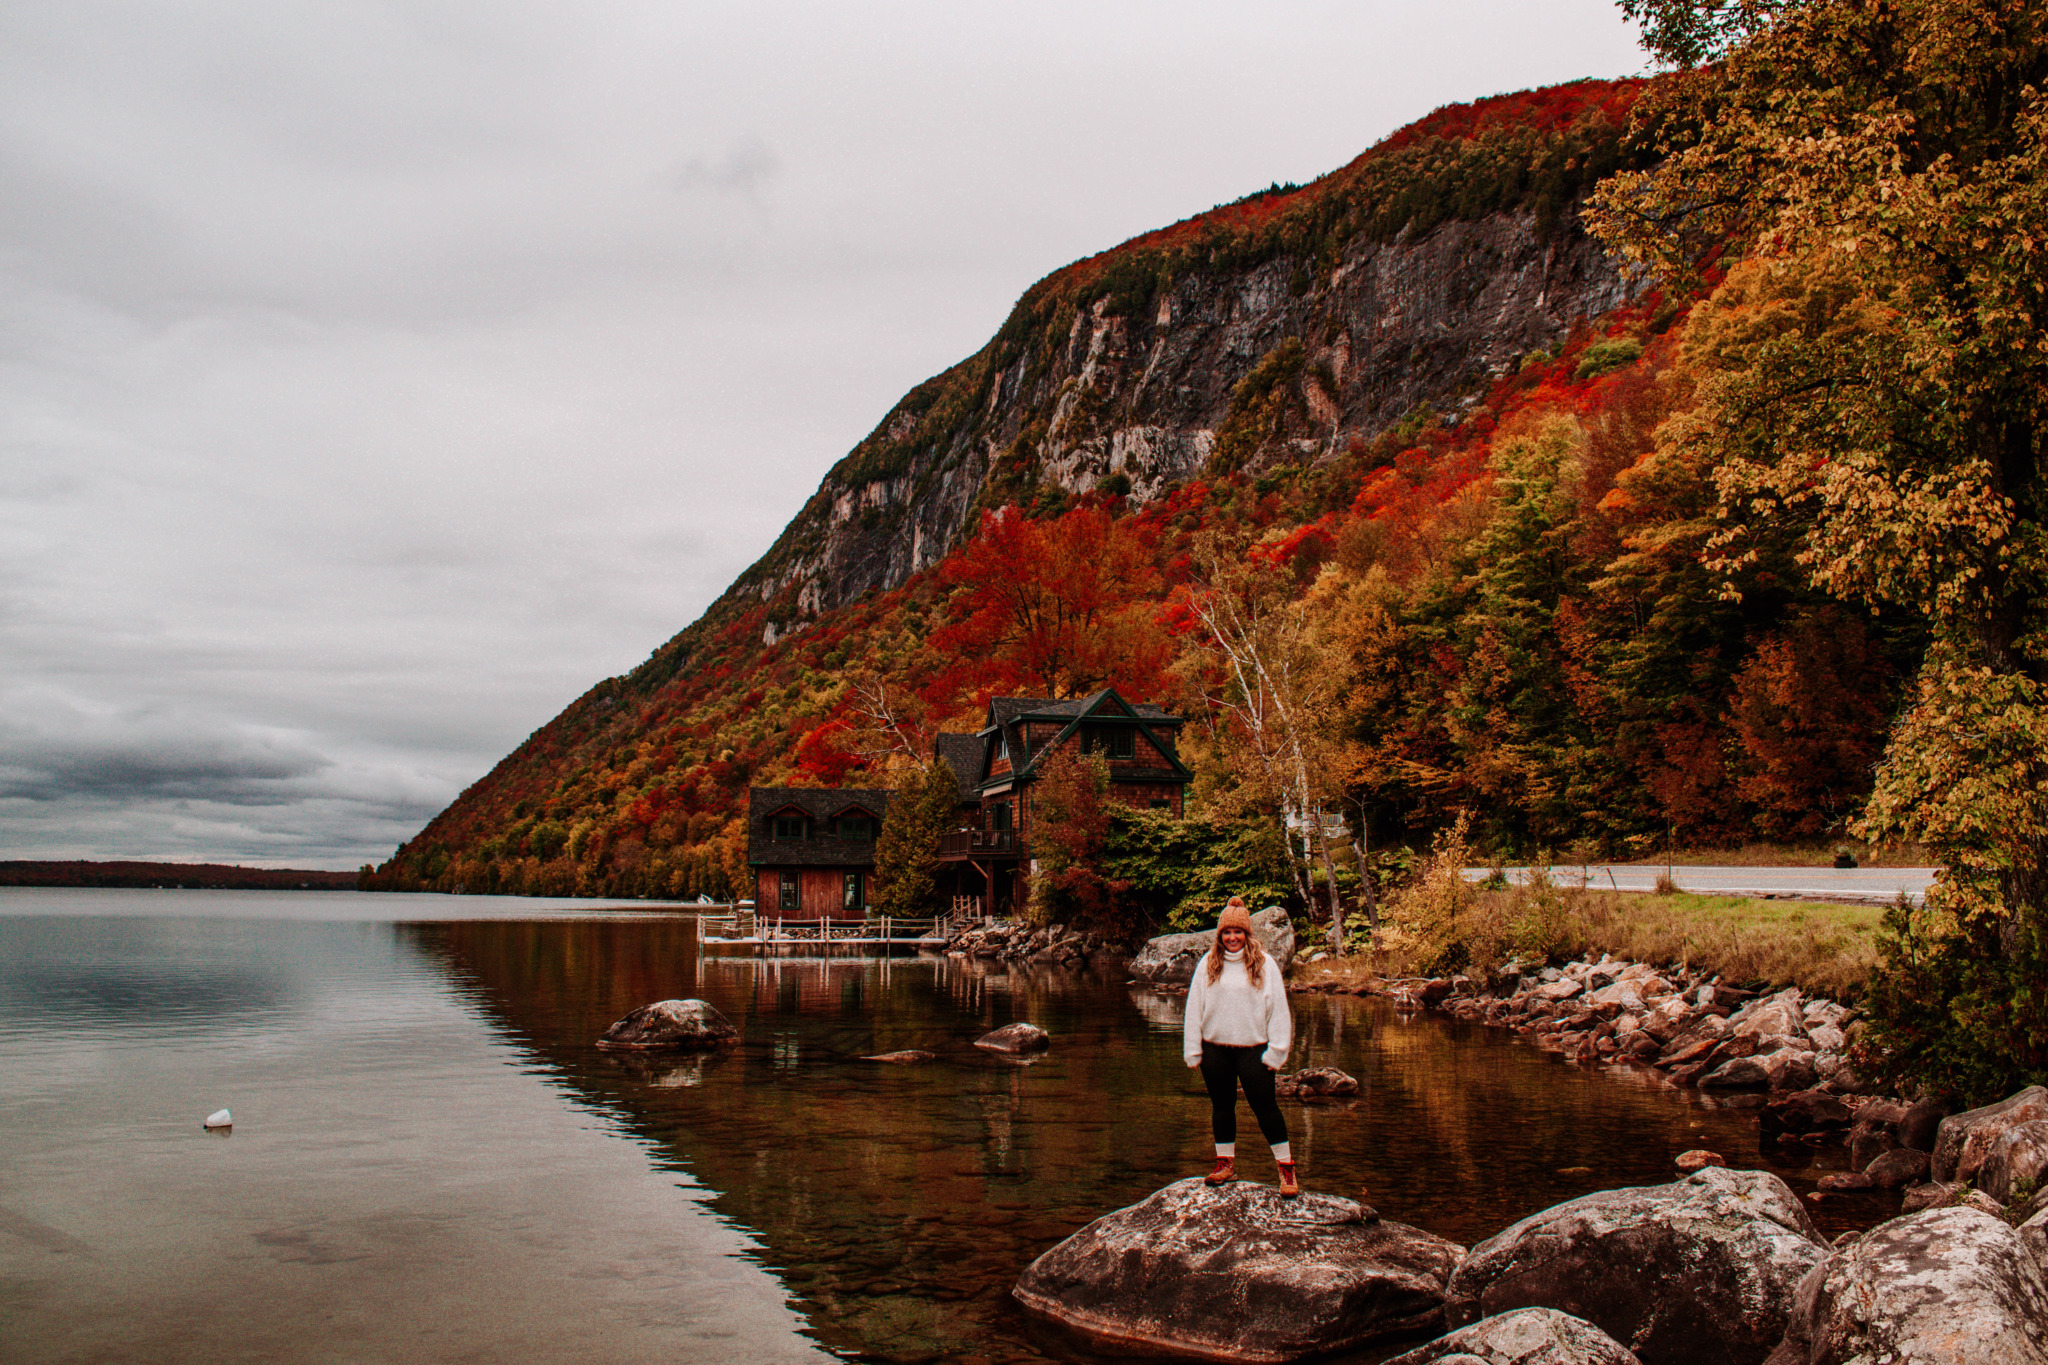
[967,688,1192,792]
[747,787,893,867]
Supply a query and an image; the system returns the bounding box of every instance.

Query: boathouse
[746,787,891,919]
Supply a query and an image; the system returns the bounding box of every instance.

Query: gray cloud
[0,0,1648,867]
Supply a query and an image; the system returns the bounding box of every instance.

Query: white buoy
[203,1108,232,1129]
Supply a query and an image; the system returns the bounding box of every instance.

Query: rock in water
[1129,907,1297,985]
[595,999,740,1051]
[974,1023,1049,1053]
[860,1050,936,1064]
[1275,1066,1359,1098]
[1013,1177,1463,1363]
[1930,1084,2048,1184]
[202,1108,231,1129]
[1774,1206,2048,1365]
[1444,1166,1828,1365]
[1384,1308,1644,1365]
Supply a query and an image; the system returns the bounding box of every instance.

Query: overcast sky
[0,1,1650,870]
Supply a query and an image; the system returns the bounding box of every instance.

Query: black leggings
[1199,1042,1289,1147]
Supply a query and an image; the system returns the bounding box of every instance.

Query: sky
[0,1,1651,870]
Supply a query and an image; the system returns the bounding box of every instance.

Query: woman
[1182,897,1296,1197]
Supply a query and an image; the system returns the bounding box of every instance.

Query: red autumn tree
[930,504,1169,703]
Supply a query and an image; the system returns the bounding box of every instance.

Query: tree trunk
[1315,815,1344,956]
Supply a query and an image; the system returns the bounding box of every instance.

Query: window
[778,871,799,914]
[836,815,873,842]
[1150,798,1172,811]
[843,871,862,913]
[772,815,806,840]
[995,730,1009,761]
[1109,729,1136,760]
[990,802,1011,833]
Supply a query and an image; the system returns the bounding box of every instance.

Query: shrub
[1573,337,1643,378]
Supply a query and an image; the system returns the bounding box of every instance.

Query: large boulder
[595,998,740,1050]
[1385,1308,1642,1365]
[1444,1167,1829,1365]
[1976,1118,2048,1204]
[1013,1178,1463,1363]
[1128,907,1297,985]
[1771,1207,2048,1365]
[1931,1085,2048,1183]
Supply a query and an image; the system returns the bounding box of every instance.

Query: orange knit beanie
[1217,898,1253,935]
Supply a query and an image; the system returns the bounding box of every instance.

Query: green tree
[870,759,958,916]
[1592,0,2048,1098]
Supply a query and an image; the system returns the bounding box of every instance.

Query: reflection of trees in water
[400,924,1845,1364]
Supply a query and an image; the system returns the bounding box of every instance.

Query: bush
[1103,808,1296,933]
[1573,337,1643,378]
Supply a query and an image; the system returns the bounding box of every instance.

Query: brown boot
[1277,1162,1299,1199]
[1204,1155,1236,1185]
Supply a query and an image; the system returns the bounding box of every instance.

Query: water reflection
[415,921,1893,1365]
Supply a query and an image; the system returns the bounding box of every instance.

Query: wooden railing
[937,829,1020,858]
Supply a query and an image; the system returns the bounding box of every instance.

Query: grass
[1301,887,1883,1002]
[1575,840,1932,868]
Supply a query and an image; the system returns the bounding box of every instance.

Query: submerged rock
[860,1050,936,1064]
[974,1022,1050,1053]
[595,998,740,1051]
[1772,1206,2048,1365]
[1385,1308,1643,1365]
[1014,1177,1463,1363]
[1444,1166,1828,1365]
[1930,1084,2048,1184]
[1275,1066,1359,1098]
[1128,907,1297,985]
[1860,1147,1929,1189]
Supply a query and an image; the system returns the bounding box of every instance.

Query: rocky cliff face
[733,205,1632,644]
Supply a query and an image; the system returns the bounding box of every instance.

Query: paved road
[1463,864,1937,907]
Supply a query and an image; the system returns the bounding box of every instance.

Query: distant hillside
[1,861,359,890]
[366,74,1913,902]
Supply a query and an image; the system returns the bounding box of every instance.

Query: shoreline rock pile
[1127,906,1297,985]
[936,918,1118,967]
[1016,1145,2048,1364]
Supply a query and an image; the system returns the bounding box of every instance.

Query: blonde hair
[1205,898,1265,987]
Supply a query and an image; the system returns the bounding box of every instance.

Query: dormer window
[772,815,806,840]
[995,731,1008,760]
[836,816,874,842]
[1109,729,1136,760]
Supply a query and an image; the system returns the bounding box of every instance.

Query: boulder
[1275,1066,1360,1098]
[1846,1099,1908,1172]
[1013,1178,1464,1363]
[1772,1207,2048,1365]
[1128,907,1297,985]
[1731,990,1807,1043]
[1444,1166,1829,1365]
[1861,1147,1929,1190]
[974,1023,1050,1053]
[1675,1150,1726,1174]
[1976,1118,2048,1204]
[1384,1308,1643,1365]
[1900,1181,1960,1214]
[1899,1097,1949,1152]
[1931,1085,2048,1183]
[595,998,741,1051]
[2021,1206,2048,1269]
[860,1050,936,1064]
[1701,1056,1772,1090]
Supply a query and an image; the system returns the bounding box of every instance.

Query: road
[1463,864,1938,907]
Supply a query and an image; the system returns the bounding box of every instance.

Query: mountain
[370,76,1903,899]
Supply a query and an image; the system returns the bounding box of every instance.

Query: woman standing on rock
[1183,897,1296,1197]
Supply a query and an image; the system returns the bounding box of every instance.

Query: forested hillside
[364,73,1920,903]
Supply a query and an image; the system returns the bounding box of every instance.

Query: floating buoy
[203,1108,232,1130]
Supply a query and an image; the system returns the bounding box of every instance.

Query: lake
[0,890,1895,1364]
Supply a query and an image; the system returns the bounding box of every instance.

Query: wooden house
[746,787,891,920]
[932,688,1190,915]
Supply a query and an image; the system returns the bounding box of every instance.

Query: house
[932,688,1190,915]
[745,688,1189,920]
[746,787,891,919]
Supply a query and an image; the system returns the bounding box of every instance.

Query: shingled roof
[747,787,892,867]
[967,687,1191,793]
[932,732,984,800]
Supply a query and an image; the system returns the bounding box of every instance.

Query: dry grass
[1302,886,1884,1001]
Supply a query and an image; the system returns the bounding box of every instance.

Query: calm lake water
[0,889,1897,1365]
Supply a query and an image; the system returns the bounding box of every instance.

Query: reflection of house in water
[749,687,1190,920]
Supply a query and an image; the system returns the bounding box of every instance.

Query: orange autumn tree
[930,504,1171,704]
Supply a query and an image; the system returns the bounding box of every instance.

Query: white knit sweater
[1182,947,1293,1071]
